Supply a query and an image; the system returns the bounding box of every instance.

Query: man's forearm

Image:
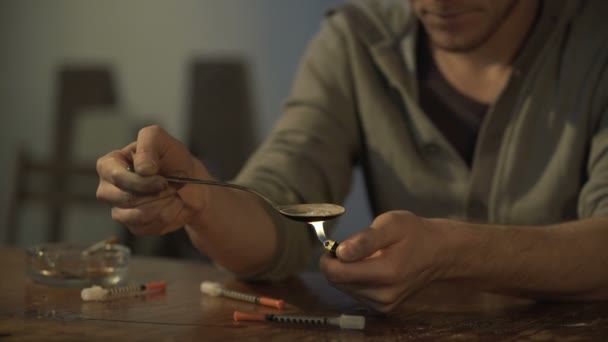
[435,217,608,300]
[185,186,278,275]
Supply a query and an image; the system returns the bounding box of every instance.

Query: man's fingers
[337,211,420,262]
[329,282,403,313]
[320,252,398,286]
[97,150,130,180]
[336,225,401,262]
[111,196,185,235]
[134,125,169,176]
[97,181,175,208]
[133,126,187,176]
[97,150,167,194]
[113,171,167,194]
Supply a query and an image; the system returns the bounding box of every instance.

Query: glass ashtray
[26,242,130,287]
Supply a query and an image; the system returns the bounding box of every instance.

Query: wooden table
[1,247,607,341]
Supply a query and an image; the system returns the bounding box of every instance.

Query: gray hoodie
[234,0,608,280]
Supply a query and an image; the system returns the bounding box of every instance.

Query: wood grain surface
[1,247,607,341]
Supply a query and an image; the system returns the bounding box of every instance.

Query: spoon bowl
[164,175,346,222]
[276,203,345,222]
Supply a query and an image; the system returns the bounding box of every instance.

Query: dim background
[0,0,372,258]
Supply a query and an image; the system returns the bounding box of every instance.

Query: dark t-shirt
[417,33,488,167]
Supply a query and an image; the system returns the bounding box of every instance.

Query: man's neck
[431,0,541,104]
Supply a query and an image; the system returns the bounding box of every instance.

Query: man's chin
[428,34,488,53]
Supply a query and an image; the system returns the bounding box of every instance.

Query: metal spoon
[164,175,346,222]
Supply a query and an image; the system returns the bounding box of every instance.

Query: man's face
[409,0,518,52]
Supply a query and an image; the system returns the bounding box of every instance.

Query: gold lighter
[323,239,339,257]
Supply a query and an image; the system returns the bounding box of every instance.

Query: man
[96,0,608,312]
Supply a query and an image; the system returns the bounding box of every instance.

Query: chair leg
[6,148,27,245]
[5,192,22,245]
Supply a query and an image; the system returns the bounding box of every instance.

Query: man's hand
[96,125,210,236]
[319,210,448,312]
[321,210,608,312]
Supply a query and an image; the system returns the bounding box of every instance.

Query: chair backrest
[156,59,257,259]
[187,59,256,180]
[6,65,118,244]
[54,66,117,163]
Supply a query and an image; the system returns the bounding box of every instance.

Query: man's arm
[95,126,280,276]
[438,216,608,301]
[319,211,608,312]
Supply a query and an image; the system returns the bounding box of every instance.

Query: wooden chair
[187,58,256,180]
[158,58,257,258]
[6,66,117,244]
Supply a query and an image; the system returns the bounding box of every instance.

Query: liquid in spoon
[276,204,345,222]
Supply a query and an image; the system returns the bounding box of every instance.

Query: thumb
[336,224,399,262]
[133,125,167,176]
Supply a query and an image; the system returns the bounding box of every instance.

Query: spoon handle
[127,165,278,209]
[164,176,276,208]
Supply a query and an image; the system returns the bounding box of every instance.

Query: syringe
[201,281,285,309]
[233,310,365,330]
[81,281,166,301]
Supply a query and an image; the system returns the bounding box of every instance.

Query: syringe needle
[233,310,365,330]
